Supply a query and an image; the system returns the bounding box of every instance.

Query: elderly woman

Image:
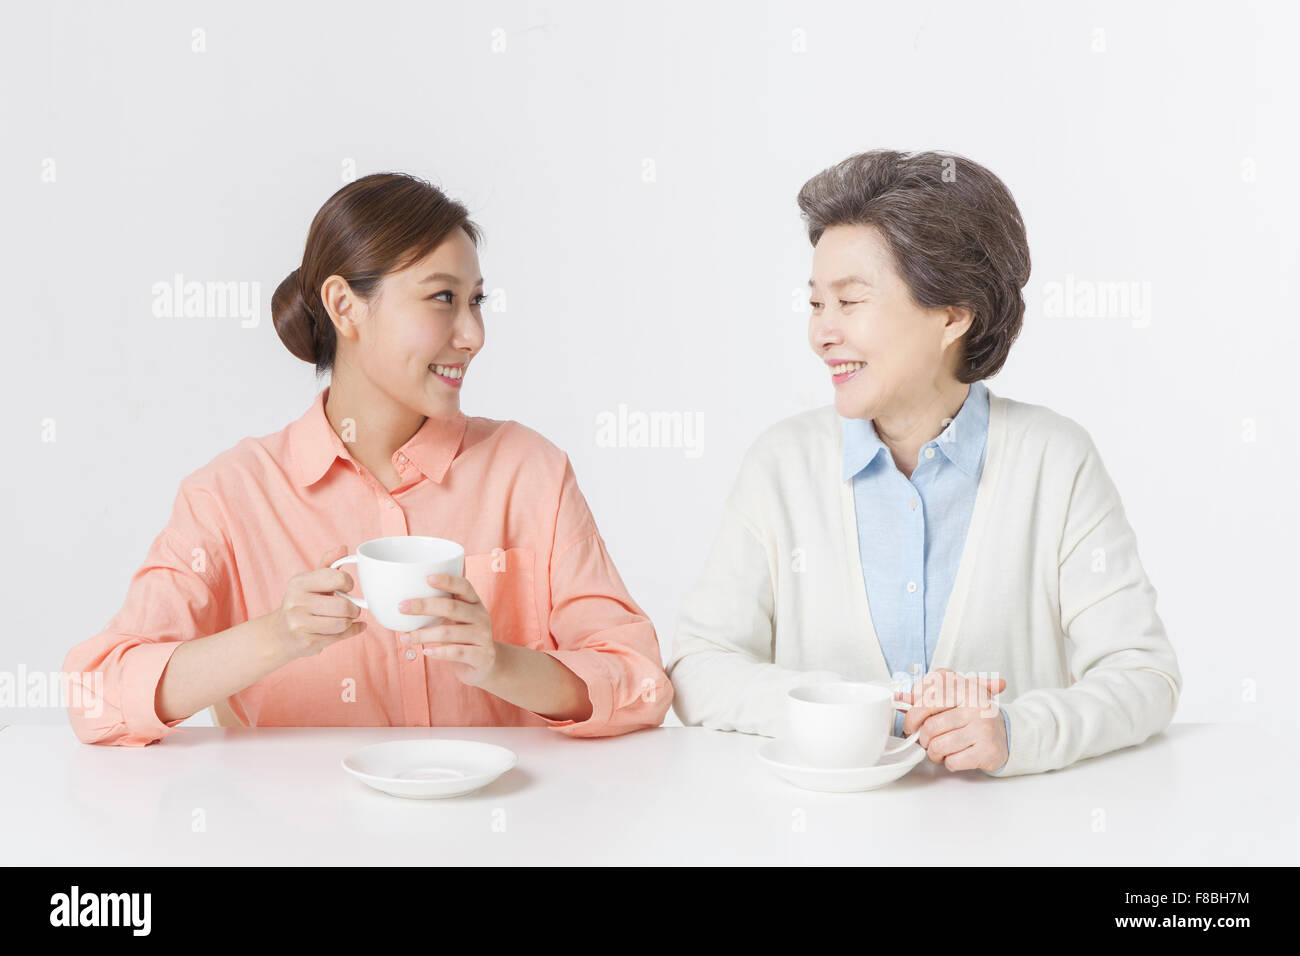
[668,149,1181,777]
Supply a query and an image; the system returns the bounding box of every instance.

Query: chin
[833,389,872,421]
[429,394,461,417]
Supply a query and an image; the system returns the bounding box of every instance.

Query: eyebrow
[808,276,873,290]
[418,272,484,285]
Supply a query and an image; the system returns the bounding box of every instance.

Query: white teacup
[787,681,920,769]
[330,536,465,632]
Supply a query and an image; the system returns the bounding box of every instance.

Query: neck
[873,378,972,479]
[323,375,427,481]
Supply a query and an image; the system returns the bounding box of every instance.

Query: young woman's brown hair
[271,172,482,376]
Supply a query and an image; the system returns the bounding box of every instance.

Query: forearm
[154,614,291,724]
[669,648,844,736]
[992,666,1178,777]
[477,642,593,723]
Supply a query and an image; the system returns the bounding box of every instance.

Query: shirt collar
[840,380,990,482]
[841,415,888,483]
[288,386,468,487]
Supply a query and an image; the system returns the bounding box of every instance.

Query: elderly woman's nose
[811,311,844,346]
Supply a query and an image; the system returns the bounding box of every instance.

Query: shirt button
[907,581,918,593]
[924,447,936,459]
[909,498,917,510]
[385,500,395,509]
[405,648,417,661]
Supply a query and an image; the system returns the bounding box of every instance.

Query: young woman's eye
[428,290,454,303]
[471,292,487,307]
[810,300,823,310]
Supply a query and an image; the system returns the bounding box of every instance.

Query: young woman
[668,149,1181,777]
[66,172,672,745]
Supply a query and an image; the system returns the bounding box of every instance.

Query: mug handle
[330,554,367,610]
[882,699,921,756]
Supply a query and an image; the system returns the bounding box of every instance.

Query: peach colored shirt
[65,386,673,745]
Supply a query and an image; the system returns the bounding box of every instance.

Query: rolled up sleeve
[534,458,672,737]
[63,482,238,746]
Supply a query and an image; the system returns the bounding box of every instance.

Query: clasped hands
[894,668,1009,773]
[396,573,497,686]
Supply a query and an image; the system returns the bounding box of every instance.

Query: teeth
[830,362,866,375]
[431,364,464,379]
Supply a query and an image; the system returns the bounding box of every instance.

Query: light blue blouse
[841,379,1010,771]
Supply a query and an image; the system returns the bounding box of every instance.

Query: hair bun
[271,267,320,366]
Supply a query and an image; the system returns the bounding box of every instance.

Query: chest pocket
[463,547,545,650]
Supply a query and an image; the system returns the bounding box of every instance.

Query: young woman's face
[352,228,485,418]
[807,224,961,420]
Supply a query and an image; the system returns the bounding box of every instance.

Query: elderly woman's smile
[826,359,867,385]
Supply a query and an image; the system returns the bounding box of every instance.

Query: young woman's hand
[398,573,496,686]
[268,546,367,660]
[895,667,1009,772]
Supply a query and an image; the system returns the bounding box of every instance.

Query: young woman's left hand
[894,667,1009,772]
[398,573,496,686]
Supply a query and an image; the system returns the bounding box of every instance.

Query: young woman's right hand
[268,545,367,659]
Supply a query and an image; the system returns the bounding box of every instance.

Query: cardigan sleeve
[668,448,846,737]
[986,430,1181,777]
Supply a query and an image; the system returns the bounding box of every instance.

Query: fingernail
[398,600,410,612]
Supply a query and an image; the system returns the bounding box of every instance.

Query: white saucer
[758,737,926,792]
[342,739,517,799]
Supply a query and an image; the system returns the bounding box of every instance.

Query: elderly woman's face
[807,224,959,420]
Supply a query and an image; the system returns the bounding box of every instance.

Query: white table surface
[1,721,1292,865]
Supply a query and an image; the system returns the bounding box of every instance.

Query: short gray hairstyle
[797,149,1030,383]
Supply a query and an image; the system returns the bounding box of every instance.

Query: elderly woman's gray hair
[797,149,1031,383]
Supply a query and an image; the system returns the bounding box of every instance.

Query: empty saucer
[758,736,925,792]
[342,739,517,799]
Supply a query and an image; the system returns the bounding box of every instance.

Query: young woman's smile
[429,362,467,388]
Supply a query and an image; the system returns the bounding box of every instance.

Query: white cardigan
[667,386,1182,777]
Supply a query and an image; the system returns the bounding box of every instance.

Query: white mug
[330,536,465,632]
[787,681,920,769]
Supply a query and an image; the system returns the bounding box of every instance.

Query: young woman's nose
[452,305,484,352]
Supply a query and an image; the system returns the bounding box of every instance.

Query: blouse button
[906,581,918,593]
[385,500,395,509]
[405,649,417,661]
[924,447,936,459]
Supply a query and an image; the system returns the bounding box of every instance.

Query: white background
[2,0,1296,733]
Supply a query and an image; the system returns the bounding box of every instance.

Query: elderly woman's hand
[895,668,1009,772]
